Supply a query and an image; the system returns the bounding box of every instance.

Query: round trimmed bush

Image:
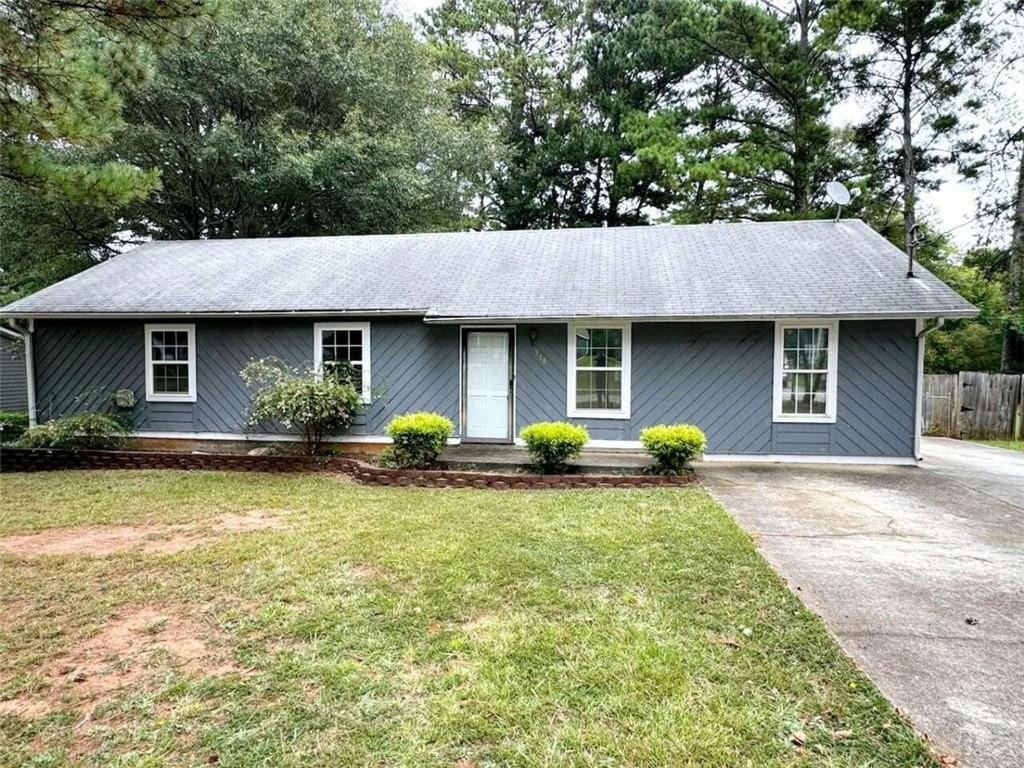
[19,412,129,451]
[520,421,589,473]
[639,424,706,474]
[382,412,454,468]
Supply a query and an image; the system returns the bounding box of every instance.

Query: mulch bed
[0,447,697,489]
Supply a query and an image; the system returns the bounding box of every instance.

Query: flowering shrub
[381,412,454,468]
[19,413,129,450]
[520,421,589,473]
[639,424,706,474]
[240,358,362,455]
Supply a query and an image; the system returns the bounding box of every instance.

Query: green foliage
[114,0,489,240]
[19,412,128,450]
[425,0,584,228]
[917,237,1008,373]
[830,0,997,256]
[0,175,133,302]
[520,421,589,473]
[380,412,454,469]
[639,424,707,474]
[240,358,362,455]
[0,0,210,202]
[0,411,30,443]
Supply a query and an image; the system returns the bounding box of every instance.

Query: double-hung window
[773,321,838,423]
[567,322,631,419]
[145,324,196,402]
[314,322,371,402]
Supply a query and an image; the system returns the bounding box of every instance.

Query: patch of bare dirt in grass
[0,605,242,720]
[460,612,499,638]
[347,563,389,579]
[0,510,285,557]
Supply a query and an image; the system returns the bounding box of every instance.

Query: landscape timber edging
[0,447,698,489]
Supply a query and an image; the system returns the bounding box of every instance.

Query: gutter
[4,319,36,427]
[916,317,945,340]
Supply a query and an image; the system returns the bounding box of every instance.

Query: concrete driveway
[701,438,1023,768]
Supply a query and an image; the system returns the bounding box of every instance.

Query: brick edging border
[0,447,697,489]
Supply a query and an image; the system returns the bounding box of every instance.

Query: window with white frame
[145,324,196,402]
[773,321,838,422]
[568,322,631,418]
[314,322,370,402]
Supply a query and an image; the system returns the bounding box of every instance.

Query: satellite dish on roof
[825,180,859,220]
[825,181,851,206]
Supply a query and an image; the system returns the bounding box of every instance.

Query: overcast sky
[388,0,995,247]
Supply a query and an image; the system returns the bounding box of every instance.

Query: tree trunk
[1002,142,1024,372]
[791,0,811,214]
[901,37,916,268]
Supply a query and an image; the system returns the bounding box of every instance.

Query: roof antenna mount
[824,181,859,221]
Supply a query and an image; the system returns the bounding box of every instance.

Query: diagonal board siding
[34,318,459,436]
[517,320,916,457]
[516,322,772,449]
[33,317,914,456]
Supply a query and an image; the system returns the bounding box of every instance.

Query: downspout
[914,317,945,461]
[5,319,37,427]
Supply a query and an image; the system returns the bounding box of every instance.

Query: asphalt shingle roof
[0,219,976,320]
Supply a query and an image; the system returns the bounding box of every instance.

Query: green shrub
[640,424,707,474]
[241,358,362,455]
[19,413,129,450]
[381,412,454,468]
[0,411,29,443]
[520,421,589,473]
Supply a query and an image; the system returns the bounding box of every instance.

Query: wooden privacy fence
[922,372,1024,439]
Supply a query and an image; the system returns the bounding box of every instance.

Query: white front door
[465,331,511,440]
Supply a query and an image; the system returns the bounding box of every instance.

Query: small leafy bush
[640,424,707,474]
[241,358,362,455]
[19,413,129,450]
[520,421,589,473]
[381,412,454,468]
[111,388,138,410]
[0,411,29,443]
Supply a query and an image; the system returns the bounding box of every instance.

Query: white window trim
[567,320,631,420]
[144,323,197,403]
[772,319,839,424]
[314,321,371,403]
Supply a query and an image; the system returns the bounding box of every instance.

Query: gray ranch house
[1,220,976,464]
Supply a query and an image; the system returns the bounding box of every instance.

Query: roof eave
[0,308,431,319]
[423,309,980,324]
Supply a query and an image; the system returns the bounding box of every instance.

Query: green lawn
[973,438,1024,453]
[0,471,938,767]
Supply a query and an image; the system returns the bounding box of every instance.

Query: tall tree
[0,0,210,203]
[573,0,704,226]
[836,0,996,263]
[109,0,489,239]
[621,0,852,222]
[425,0,586,228]
[1006,145,1024,371]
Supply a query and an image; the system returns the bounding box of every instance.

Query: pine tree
[0,0,211,204]
[835,0,997,262]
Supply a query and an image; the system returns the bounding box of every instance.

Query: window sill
[772,414,836,425]
[146,393,197,404]
[567,408,630,420]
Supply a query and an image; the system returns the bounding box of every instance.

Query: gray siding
[34,318,459,435]
[516,320,916,457]
[1,337,28,412]
[33,316,916,457]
